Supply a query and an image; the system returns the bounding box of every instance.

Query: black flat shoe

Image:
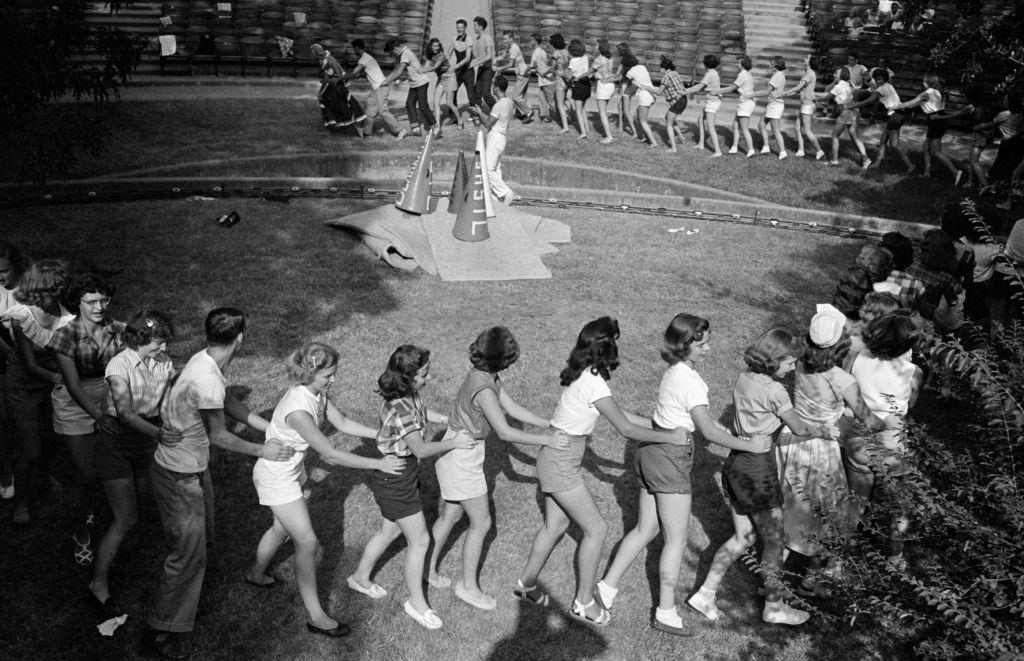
[86,588,123,618]
[307,621,351,638]
[142,629,192,660]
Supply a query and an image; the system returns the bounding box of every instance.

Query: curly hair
[286,341,340,384]
[661,313,710,365]
[861,313,915,360]
[859,291,900,324]
[802,331,851,373]
[567,39,585,58]
[378,344,431,401]
[703,53,720,69]
[559,317,620,386]
[14,259,70,309]
[123,310,174,350]
[549,33,566,50]
[0,239,30,289]
[743,328,802,375]
[469,326,519,373]
[61,272,115,312]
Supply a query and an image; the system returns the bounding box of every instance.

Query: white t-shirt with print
[549,369,612,436]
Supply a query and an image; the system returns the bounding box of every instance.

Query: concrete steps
[741,0,815,105]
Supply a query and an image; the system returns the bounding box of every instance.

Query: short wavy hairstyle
[859,291,900,324]
[743,328,802,375]
[205,307,246,346]
[123,310,174,350]
[61,272,115,312]
[286,341,340,384]
[560,316,620,386]
[14,259,70,309]
[661,313,710,365]
[549,33,566,50]
[568,38,585,58]
[469,326,519,373]
[802,331,851,374]
[861,313,915,360]
[378,344,430,401]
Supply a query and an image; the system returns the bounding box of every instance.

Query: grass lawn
[2,97,970,224]
[0,197,904,660]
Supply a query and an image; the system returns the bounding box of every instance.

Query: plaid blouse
[49,317,124,379]
[661,70,685,103]
[883,270,927,311]
[907,265,962,317]
[376,394,426,458]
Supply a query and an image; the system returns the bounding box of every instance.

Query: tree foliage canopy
[0,0,142,184]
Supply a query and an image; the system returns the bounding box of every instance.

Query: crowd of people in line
[306,17,1024,209]
[2,207,1022,658]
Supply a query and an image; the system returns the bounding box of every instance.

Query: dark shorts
[370,456,421,521]
[926,116,948,140]
[571,79,592,102]
[668,96,688,115]
[634,442,693,494]
[885,112,906,132]
[93,417,159,481]
[721,450,782,515]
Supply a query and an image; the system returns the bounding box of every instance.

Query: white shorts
[736,99,755,117]
[800,102,816,115]
[434,429,487,501]
[765,101,785,120]
[637,89,655,107]
[703,97,722,114]
[595,81,615,100]
[52,378,107,436]
[253,459,307,506]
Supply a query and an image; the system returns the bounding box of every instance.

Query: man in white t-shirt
[474,76,515,203]
[526,33,554,123]
[145,308,293,660]
[495,30,533,122]
[381,38,435,136]
[346,39,405,139]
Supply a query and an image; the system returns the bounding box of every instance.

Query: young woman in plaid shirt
[348,345,472,630]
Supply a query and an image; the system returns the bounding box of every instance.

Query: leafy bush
[789,199,1024,659]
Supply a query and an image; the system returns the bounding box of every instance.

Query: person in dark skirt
[311,43,365,136]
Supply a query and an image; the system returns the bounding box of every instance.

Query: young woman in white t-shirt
[891,73,973,182]
[514,317,688,628]
[621,54,659,147]
[247,342,404,638]
[680,54,724,156]
[758,56,789,159]
[596,314,752,635]
[847,68,914,172]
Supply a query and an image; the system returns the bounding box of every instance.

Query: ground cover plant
[0,197,901,660]
[0,97,977,224]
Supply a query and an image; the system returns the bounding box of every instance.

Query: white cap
[809,303,847,347]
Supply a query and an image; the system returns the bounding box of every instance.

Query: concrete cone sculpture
[474,130,497,219]
[451,148,490,242]
[447,150,468,214]
[395,129,435,215]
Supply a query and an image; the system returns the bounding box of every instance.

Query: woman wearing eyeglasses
[49,273,124,567]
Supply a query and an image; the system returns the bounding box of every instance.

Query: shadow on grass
[484,596,609,661]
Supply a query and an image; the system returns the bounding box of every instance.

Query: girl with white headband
[776,304,893,595]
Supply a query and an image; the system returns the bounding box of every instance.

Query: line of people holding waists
[1,238,938,658]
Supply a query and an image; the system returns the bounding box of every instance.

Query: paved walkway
[120,75,990,166]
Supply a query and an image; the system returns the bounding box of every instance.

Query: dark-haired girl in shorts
[88,311,177,614]
[848,68,914,172]
[689,329,829,627]
[427,327,568,612]
[348,345,470,630]
[514,317,687,628]
[891,73,973,183]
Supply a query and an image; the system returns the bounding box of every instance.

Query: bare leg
[638,106,657,146]
[267,498,336,628]
[801,114,824,155]
[931,138,961,180]
[396,512,432,615]
[550,485,608,607]
[519,493,571,588]
[601,489,660,592]
[597,99,613,141]
[574,99,588,138]
[427,500,464,585]
[759,115,772,153]
[654,493,691,610]
[90,477,141,602]
[706,111,722,155]
[352,518,402,587]
[458,494,492,597]
[770,117,787,157]
[696,109,706,149]
[666,110,679,151]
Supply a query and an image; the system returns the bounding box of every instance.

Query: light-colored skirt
[435,428,487,501]
[777,432,854,557]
